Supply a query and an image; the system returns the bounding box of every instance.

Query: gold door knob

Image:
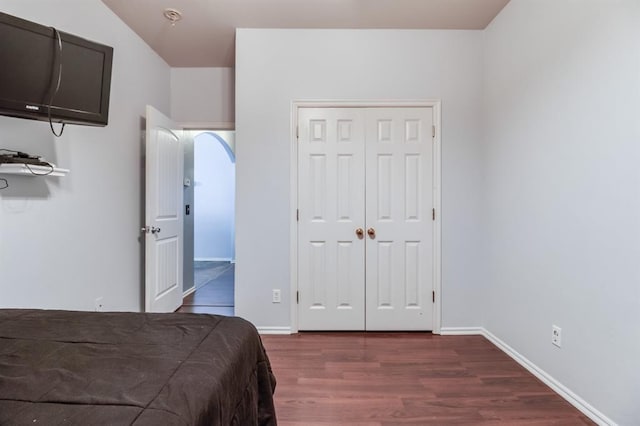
[355,228,364,239]
[367,228,376,239]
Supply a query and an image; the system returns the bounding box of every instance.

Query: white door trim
[289,99,442,334]
[178,121,235,130]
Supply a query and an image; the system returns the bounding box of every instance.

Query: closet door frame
[290,99,442,334]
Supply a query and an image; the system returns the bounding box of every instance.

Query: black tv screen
[0,12,113,126]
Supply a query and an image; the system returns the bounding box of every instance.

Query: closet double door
[298,107,434,331]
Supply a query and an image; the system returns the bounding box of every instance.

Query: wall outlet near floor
[94,297,104,312]
[272,289,281,303]
[552,325,562,347]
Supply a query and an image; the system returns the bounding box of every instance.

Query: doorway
[180,130,236,315]
[293,101,442,332]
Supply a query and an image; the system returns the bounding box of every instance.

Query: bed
[0,309,277,425]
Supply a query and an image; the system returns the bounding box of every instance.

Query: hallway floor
[177,261,234,316]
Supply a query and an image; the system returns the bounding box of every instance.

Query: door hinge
[296,209,299,221]
[296,291,299,304]
[432,208,435,221]
[296,126,299,139]
[432,125,436,138]
[432,291,435,303]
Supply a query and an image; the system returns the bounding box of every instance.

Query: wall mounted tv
[0,12,113,127]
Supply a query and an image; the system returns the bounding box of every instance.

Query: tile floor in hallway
[177,261,234,316]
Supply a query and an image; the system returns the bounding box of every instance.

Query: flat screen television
[0,12,113,127]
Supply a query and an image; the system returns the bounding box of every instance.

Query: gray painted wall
[235,29,485,329]
[0,0,171,311]
[171,68,235,126]
[482,1,640,423]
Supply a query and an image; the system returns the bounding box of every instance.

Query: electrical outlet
[552,325,562,347]
[94,297,104,312]
[272,289,281,303]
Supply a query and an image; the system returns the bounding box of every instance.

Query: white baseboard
[482,329,615,426]
[439,326,615,426]
[194,257,232,262]
[182,286,196,298]
[257,326,292,335]
[440,326,484,335]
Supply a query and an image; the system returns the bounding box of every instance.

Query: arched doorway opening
[182,130,236,315]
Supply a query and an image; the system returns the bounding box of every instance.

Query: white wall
[236,29,485,329]
[0,0,171,311]
[171,68,235,126]
[194,132,236,261]
[482,1,640,424]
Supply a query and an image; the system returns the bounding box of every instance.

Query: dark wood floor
[177,263,592,424]
[261,333,594,425]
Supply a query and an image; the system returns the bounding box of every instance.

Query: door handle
[355,228,364,239]
[367,228,376,239]
[142,226,161,235]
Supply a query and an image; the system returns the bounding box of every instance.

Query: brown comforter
[0,309,277,425]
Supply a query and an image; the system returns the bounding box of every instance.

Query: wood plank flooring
[260,333,594,425]
[178,263,592,424]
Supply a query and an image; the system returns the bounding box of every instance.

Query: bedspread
[0,309,277,425]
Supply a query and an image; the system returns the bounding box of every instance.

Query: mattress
[0,309,277,425]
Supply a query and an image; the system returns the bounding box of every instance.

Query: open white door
[144,105,184,313]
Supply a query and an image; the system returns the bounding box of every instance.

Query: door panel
[145,106,184,313]
[297,106,434,331]
[298,108,366,330]
[365,108,433,330]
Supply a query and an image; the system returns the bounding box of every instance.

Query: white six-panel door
[298,108,366,330]
[298,107,434,331]
[365,108,433,330]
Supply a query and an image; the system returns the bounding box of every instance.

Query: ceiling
[101,0,510,68]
